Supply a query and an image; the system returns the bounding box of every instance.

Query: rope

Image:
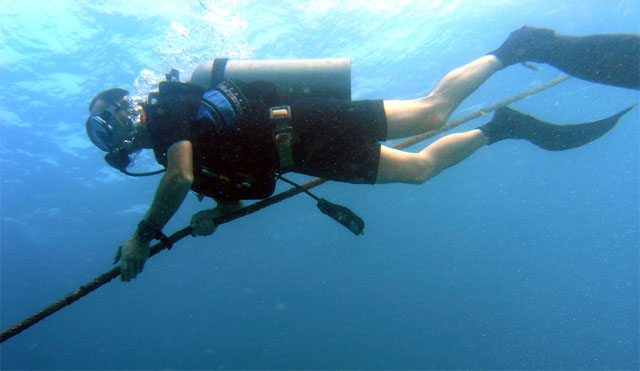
[0,74,570,343]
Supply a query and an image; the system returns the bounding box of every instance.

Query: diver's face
[91,98,131,147]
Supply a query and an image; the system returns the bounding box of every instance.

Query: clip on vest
[270,106,294,169]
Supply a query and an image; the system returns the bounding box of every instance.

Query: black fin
[489,25,556,67]
[522,105,634,151]
[545,33,639,90]
[480,105,636,150]
[491,26,640,89]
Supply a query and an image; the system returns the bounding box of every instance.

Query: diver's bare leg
[375,129,488,184]
[383,55,502,140]
[375,103,634,184]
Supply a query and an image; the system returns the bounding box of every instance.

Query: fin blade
[530,105,636,151]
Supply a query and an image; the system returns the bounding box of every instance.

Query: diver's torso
[146,81,280,200]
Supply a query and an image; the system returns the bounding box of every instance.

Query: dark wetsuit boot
[478,105,635,150]
[490,26,640,90]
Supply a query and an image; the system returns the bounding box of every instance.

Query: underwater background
[1,0,639,369]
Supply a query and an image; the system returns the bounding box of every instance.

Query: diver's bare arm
[142,140,194,229]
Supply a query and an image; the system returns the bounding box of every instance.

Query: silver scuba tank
[190,58,351,102]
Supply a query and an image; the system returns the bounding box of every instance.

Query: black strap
[158,233,174,250]
[138,220,174,249]
[211,58,229,87]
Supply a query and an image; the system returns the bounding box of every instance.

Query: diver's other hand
[190,209,218,236]
[114,235,150,282]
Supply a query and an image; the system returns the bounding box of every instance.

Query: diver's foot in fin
[478,105,635,150]
[489,25,557,68]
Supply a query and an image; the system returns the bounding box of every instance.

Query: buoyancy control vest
[146,79,282,200]
[143,65,365,235]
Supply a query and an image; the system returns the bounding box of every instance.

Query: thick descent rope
[0,74,570,343]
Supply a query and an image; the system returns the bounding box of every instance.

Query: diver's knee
[418,95,452,129]
[410,156,439,184]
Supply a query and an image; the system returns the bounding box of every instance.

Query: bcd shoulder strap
[158,81,206,98]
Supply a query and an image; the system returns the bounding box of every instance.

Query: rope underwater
[0,74,570,343]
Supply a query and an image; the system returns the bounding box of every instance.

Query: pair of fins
[482,105,636,150]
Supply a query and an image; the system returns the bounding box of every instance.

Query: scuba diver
[85,25,639,282]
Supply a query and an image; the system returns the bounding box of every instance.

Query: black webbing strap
[211,58,229,87]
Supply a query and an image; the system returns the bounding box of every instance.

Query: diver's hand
[190,200,243,237]
[113,235,150,282]
[190,209,219,236]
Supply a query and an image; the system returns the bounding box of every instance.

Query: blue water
[1,1,639,369]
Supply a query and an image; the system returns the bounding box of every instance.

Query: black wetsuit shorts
[289,97,387,184]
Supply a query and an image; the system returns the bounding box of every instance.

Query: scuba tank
[190,58,352,102]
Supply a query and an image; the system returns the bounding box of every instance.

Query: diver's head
[86,88,134,152]
[86,88,154,174]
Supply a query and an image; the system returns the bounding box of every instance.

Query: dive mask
[85,103,127,152]
[86,98,165,177]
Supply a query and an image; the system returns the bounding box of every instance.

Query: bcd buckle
[269,106,294,169]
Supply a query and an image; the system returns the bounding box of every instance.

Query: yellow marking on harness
[271,108,290,119]
[269,105,294,169]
